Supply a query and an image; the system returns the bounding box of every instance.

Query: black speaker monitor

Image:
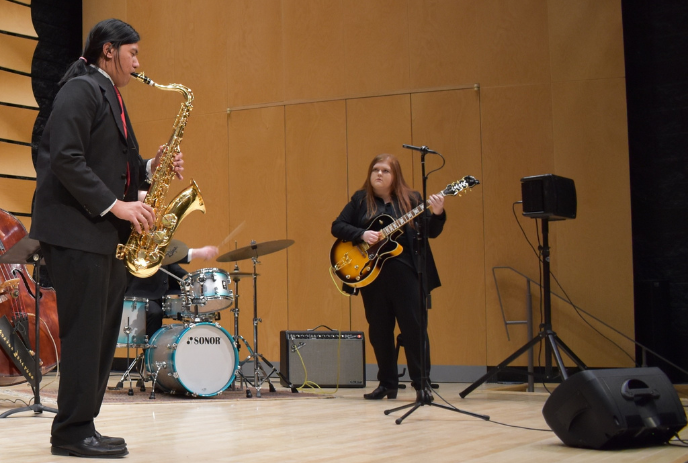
[542,367,687,449]
[521,174,577,220]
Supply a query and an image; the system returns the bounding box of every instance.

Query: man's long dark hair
[58,18,140,86]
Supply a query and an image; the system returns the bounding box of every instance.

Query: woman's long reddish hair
[362,153,416,220]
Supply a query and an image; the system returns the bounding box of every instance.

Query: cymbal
[162,239,189,265]
[228,271,257,280]
[217,239,295,262]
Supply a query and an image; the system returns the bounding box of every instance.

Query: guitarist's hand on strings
[428,194,445,215]
[362,230,383,245]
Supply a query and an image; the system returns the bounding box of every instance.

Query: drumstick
[217,221,245,248]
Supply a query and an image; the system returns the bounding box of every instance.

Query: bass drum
[145,322,238,397]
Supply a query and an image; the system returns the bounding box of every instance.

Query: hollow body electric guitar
[330,176,480,289]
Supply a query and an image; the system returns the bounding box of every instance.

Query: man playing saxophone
[30,19,183,458]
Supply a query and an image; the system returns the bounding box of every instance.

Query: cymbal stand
[229,264,255,391]
[241,248,295,397]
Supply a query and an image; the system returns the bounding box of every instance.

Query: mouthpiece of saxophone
[131,72,154,86]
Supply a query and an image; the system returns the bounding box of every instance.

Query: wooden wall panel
[0,106,36,143]
[476,0,551,87]
[548,0,625,82]
[343,0,410,96]
[0,33,36,74]
[226,0,284,108]
[284,101,349,330]
[408,0,482,89]
[82,0,126,37]
[0,144,34,178]
[0,1,37,37]
[409,89,485,366]
[0,178,34,213]
[170,0,228,116]
[125,0,180,123]
[345,95,412,363]
[552,78,634,367]
[0,71,38,107]
[480,85,555,366]
[409,0,550,89]
[282,0,347,101]
[227,106,287,360]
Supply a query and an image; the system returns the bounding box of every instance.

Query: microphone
[402,144,439,154]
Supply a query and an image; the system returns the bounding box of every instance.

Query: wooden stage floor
[1,374,687,462]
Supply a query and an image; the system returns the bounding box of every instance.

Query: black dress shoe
[51,436,128,458]
[95,431,126,446]
[363,385,398,400]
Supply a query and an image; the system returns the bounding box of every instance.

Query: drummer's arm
[188,246,219,262]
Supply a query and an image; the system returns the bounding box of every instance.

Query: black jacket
[31,71,148,254]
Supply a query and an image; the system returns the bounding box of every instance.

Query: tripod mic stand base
[384,397,490,425]
[0,402,58,418]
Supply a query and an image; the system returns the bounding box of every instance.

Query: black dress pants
[360,259,430,390]
[42,244,126,446]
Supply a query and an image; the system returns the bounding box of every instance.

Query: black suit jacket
[30,71,148,254]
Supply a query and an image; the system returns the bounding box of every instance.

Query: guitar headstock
[442,176,481,196]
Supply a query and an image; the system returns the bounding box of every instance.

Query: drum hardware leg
[230,334,254,391]
[109,351,145,392]
[149,361,166,400]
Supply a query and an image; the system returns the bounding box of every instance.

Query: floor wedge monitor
[542,367,687,449]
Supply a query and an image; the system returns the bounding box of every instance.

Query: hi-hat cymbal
[217,239,295,262]
[228,271,257,280]
[162,239,189,265]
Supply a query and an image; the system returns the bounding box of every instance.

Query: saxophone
[115,72,206,278]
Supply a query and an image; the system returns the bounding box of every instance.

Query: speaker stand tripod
[0,236,58,418]
[460,218,587,398]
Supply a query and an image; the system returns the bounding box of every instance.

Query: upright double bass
[0,208,60,386]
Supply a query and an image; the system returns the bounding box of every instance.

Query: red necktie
[113,86,128,139]
[114,86,131,195]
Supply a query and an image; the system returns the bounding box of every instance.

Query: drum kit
[112,238,295,398]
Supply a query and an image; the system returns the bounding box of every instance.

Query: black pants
[360,259,430,390]
[42,244,126,446]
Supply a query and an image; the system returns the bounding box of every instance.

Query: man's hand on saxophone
[151,144,185,180]
[111,200,155,234]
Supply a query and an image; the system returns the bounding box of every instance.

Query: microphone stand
[384,145,489,424]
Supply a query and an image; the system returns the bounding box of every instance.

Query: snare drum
[117,297,148,347]
[182,268,233,314]
[162,294,187,319]
[145,322,238,396]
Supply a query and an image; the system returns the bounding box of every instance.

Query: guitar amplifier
[279,330,366,388]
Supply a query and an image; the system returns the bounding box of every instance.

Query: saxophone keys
[162,213,178,229]
[152,231,167,244]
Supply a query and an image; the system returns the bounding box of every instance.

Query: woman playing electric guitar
[331,153,446,402]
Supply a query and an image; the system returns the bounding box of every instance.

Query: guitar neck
[380,192,445,238]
